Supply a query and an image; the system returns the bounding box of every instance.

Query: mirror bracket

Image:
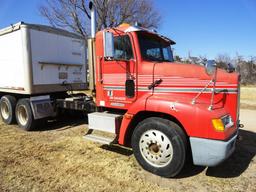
[208,65,218,111]
[192,60,218,110]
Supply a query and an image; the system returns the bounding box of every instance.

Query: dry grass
[240,86,256,109]
[241,86,256,101]
[0,114,255,192]
[0,119,168,192]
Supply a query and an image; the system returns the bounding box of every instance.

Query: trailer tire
[131,117,187,178]
[0,95,17,124]
[15,99,36,131]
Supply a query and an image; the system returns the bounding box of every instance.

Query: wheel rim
[17,105,28,126]
[0,100,10,120]
[139,129,173,168]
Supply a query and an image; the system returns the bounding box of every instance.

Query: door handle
[148,79,162,90]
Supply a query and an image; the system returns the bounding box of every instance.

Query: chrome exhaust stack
[88,1,96,92]
[89,1,96,38]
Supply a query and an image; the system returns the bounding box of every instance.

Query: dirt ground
[0,89,256,192]
[0,112,255,192]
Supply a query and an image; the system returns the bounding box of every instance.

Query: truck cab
[0,2,240,178]
[86,21,240,177]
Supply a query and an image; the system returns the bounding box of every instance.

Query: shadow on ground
[177,129,256,178]
[206,129,256,178]
[101,145,133,156]
[35,111,88,132]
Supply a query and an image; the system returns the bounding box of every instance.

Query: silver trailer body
[0,22,87,95]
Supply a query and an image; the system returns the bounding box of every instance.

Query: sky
[0,0,255,59]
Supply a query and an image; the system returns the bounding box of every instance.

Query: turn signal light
[124,113,133,119]
[212,119,225,132]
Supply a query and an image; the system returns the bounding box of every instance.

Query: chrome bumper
[190,134,237,166]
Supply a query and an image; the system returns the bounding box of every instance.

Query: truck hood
[140,61,239,133]
[140,61,238,87]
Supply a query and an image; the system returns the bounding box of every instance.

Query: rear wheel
[0,95,17,124]
[132,117,187,177]
[15,99,37,131]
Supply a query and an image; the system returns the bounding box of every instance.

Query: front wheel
[132,117,187,177]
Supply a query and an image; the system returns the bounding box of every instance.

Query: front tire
[15,99,37,131]
[0,95,17,124]
[132,117,187,177]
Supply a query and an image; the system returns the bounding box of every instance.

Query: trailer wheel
[0,95,17,124]
[15,99,36,131]
[131,117,187,177]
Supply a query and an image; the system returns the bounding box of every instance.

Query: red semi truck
[0,2,240,177]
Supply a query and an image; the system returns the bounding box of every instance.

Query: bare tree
[198,55,208,65]
[215,53,232,69]
[174,55,182,62]
[39,0,161,38]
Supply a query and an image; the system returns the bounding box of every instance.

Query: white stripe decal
[102,74,237,90]
[103,75,237,86]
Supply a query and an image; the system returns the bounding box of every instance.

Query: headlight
[221,115,234,128]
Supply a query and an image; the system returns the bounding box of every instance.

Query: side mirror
[226,63,235,73]
[103,31,114,59]
[205,60,217,76]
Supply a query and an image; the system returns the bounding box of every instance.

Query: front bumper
[190,134,237,166]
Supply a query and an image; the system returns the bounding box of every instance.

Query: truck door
[97,34,137,109]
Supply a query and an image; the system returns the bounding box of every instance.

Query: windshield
[137,32,174,62]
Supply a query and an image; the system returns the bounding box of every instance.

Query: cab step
[88,112,123,133]
[83,133,115,145]
[84,112,123,145]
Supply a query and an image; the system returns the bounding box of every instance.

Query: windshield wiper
[161,59,172,62]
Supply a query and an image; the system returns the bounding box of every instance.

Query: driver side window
[146,48,161,60]
[114,35,133,60]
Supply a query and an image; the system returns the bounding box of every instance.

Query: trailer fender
[30,95,55,119]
